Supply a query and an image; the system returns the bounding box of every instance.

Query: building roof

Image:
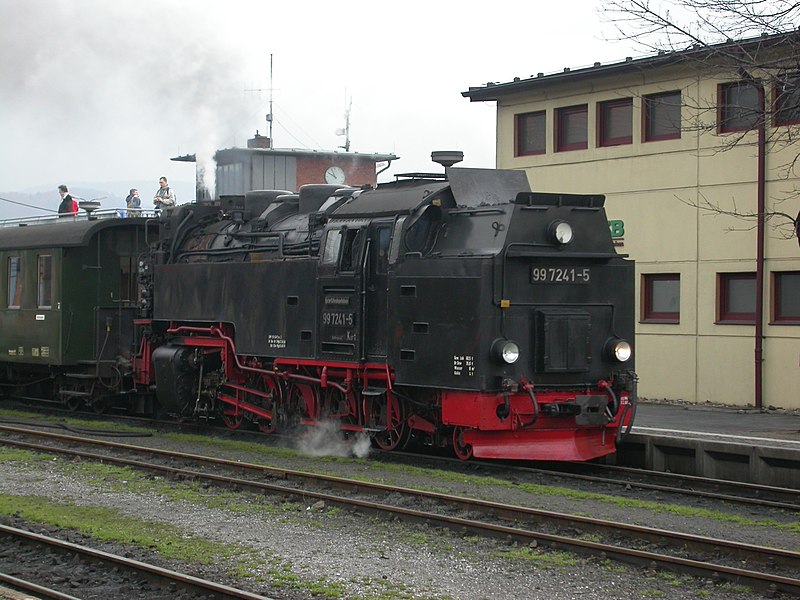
[214,147,398,163]
[462,31,800,102]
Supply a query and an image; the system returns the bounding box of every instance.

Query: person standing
[57,184,78,216]
[125,188,141,215]
[153,176,175,210]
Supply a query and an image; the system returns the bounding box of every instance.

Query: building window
[642,274,680,323]
[774,74,800,126]
[556,104,588,151]
[772,271,800,323]
[719,81,761,132]
[7,256,21,309]
[37,255,52,309]
[717,272,756,324]
[515,111,546,156]
[644,91,681,141]
[598,98,633,146]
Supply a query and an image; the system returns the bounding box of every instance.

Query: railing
[0,208,159,227]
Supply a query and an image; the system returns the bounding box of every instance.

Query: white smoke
[0,0,259,190]
[294,420,372,459]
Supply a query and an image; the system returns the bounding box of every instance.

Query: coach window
[7,256,22,309]
[515,111,546,156]
[641,274,680,323]
[556,104,588,151]
[772,271,800,324]
[717,272,756,324]
[644,91,681,141]
[37,255,53,309]
[774,74,800,126]
[719,81,761,133]
[598,98,633,146]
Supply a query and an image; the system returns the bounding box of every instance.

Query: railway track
[4,403,797,513]
[1,424,799,596]
[0,523,274,600]
[385,450,800,511]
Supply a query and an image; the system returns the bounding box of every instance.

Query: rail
[0,208,158,227]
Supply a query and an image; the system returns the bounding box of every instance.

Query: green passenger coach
[0,215,149,410]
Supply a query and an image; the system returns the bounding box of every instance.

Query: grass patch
[0,493,239,563]
[494,545,578,567]
[163,432,303,459]
[356,577,443,600]
[0,447,57,463]
[0,407,152,435]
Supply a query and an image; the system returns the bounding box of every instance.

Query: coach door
[364,221,392,362]
[318,225,365,361]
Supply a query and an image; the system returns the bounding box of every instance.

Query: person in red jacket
[57,185,78,216]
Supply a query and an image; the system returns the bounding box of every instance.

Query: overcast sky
[0,0,641,197]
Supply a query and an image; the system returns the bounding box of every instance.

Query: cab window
[322,229,343,265]
[339,228,362,272]
[374,226,391,275]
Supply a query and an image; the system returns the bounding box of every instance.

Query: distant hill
[0,180,196,221]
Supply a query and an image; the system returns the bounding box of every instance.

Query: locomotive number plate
[530,266,591,284]
[322,311,355,327]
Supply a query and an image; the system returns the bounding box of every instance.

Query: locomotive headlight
[547,220,574,245]
[491,339,520,364]
[605,338,632,362]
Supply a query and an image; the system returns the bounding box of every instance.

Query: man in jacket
[57,185,78,216]
[153,177,175,210]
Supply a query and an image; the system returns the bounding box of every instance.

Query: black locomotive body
[137,167,636,460]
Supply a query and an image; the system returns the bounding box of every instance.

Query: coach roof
[0,217,146,251]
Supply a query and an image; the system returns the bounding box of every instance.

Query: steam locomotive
[0,166,636,461]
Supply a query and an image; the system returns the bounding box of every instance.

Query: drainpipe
[754,84,766,411]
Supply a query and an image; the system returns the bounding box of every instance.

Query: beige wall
[491,66,800,409]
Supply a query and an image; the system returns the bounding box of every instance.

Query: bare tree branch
[602,0,800,246]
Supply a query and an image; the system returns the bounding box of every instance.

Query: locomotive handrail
[448,207,506,216]
[506,248,622,258]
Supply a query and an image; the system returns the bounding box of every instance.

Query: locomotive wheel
[452,426,474,461]
[250,374,282,434]
[322,388,356,422]
[282,382,319,429]
[221,408,244,430]
[92,397,108,414]
[369,393,409,451]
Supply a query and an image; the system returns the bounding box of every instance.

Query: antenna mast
[337,96,352,152]
[267,53,274,143]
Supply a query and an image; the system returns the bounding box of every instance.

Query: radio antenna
[244,53,276,147]
[267,53,274,143]
[336,94,352,152]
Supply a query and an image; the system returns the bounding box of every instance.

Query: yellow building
[464,34,800,410]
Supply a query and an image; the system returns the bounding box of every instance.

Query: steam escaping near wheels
[294,419,372,458]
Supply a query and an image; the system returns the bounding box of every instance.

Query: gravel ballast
[0,423,794,599]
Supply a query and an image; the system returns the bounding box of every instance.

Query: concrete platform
[611,402,800,489]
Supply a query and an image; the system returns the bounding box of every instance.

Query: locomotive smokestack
[431,150,464,168]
